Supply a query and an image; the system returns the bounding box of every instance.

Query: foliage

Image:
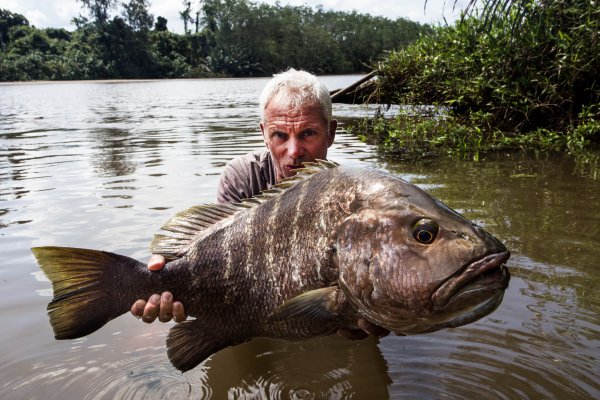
[122,0,154,32]
[196,0,429,76]
[78,0,119,26]
[0,9,28,51]
[368,0,599,154]
[0,0,428,81]
[349,111,491,160]
[155,16,168,32]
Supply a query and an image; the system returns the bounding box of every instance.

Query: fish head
[336,174,510,335]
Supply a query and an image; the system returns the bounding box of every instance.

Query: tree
[180,1,192,34]
[78,0,119,26]
[2,0,430,80]
[0,9,29,51]
[97,16,158,77]
[155,16,168,31]
[122,0,154,32]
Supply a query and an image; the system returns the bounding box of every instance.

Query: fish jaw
[385,251,511,335]
[352,251,510,336]
[431,250,510,311]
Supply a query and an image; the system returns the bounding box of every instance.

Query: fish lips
[431,250,510,311]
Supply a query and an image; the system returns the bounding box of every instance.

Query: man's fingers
[336,328,369,340]
[131,299,146,318]
[142,294,161,323]
[172,301,186,323]
[336,319,390,340]
[132,292,186,324]
[357,319,390,337]
[158,292,174,322]
[148,254,166,271]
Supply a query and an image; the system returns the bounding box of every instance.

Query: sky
[1,0,472,33]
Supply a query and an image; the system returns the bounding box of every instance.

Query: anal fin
[166,320,232,372]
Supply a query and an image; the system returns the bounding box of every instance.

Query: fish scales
[32,162,510,371]
[216,169,353,336]
[162,175,338,339]
[264,183,282,301]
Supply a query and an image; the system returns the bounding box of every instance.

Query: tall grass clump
[366,0,599,156]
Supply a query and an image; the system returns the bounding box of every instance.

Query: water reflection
[203,336,390,399]
[90,128,138,177]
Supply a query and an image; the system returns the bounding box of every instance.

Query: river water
[1,76,599,399]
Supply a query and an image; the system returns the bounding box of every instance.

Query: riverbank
[349,109,600,159]
[355,1,599,157]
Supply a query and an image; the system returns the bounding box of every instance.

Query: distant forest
[0,0,431,81]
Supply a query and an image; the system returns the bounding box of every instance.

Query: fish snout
[473,224,507,253]
[431,250,510,310]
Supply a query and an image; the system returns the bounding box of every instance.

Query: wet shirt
[217,149,277,204]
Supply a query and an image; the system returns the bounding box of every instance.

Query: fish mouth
[432,251,510,310]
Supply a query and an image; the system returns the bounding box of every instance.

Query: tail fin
[32,246,143,340]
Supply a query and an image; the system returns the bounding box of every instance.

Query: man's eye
[273,132,287,140]
[302,130,316,138]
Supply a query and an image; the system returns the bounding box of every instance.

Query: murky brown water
[1,77,599,399]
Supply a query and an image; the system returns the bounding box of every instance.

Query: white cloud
[56,1,82,21]
[24,9,50,27]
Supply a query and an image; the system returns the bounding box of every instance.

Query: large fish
[32,161,510,372]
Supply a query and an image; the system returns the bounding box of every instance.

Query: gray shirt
[216,149,277,204]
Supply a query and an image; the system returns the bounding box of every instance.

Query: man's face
[260,94,337,182]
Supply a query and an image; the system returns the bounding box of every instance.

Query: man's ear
[328,120,337,147]
[260,121,269,148]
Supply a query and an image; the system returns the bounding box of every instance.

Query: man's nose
[287,137,304,159]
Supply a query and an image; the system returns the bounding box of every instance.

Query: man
[131,69,387,339]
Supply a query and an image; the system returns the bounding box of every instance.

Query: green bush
[369,0,599,154]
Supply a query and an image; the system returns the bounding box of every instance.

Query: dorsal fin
[151,203,240,259]
[151,159,339,259]
[272,159,339,189]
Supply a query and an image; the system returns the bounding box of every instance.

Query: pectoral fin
[166,320,232,372]
[269,287,343,323]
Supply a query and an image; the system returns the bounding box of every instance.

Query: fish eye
[412,219,439,244]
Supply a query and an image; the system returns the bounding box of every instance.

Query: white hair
[259,69,332,123]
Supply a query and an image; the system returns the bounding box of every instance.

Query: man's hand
[130,255,187,323]
[336,318,390,340]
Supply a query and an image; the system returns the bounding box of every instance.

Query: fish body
[33,161,509,371]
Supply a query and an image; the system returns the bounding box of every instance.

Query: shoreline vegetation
[1,1,598,160]
[0,1,428,80]
[350,0,599,159]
